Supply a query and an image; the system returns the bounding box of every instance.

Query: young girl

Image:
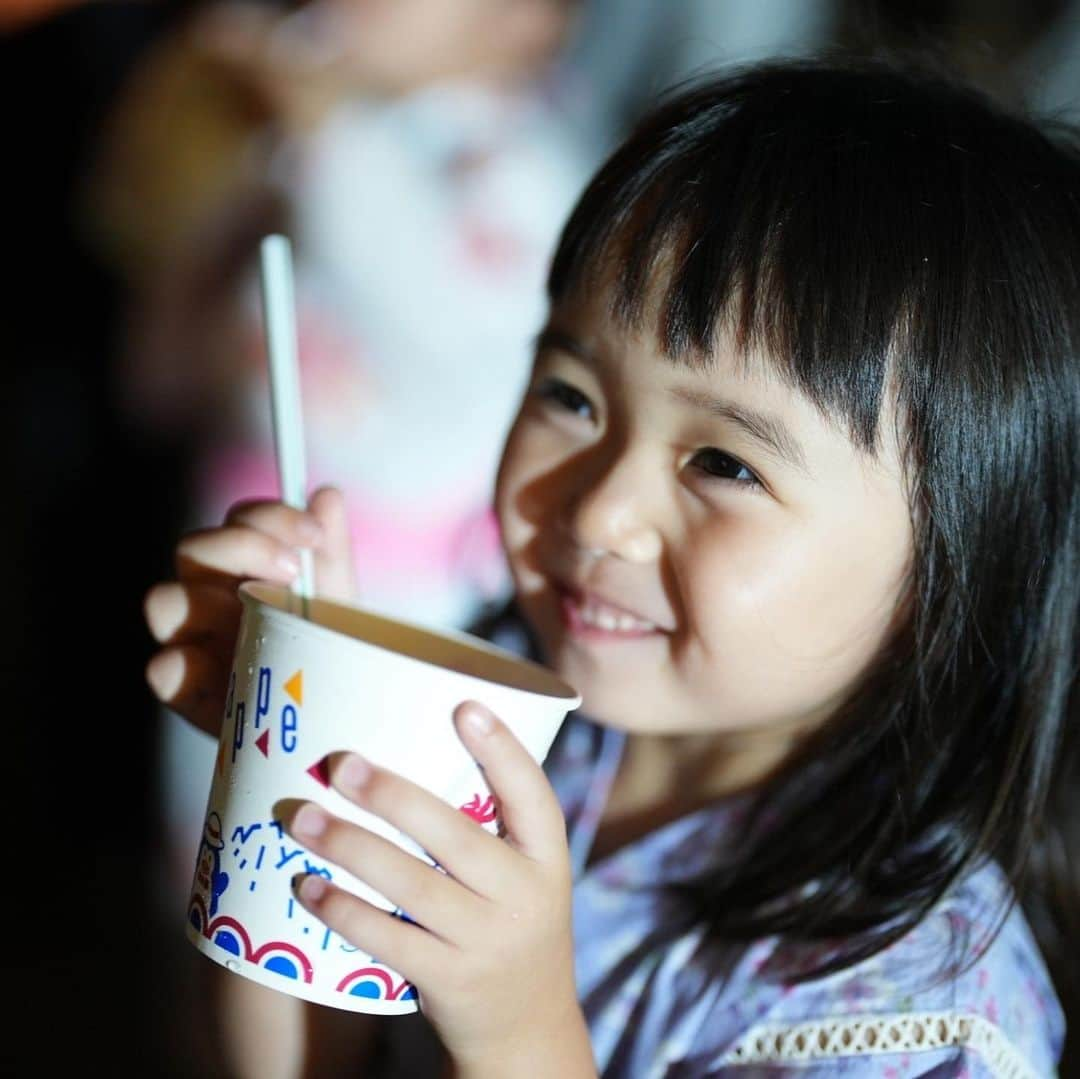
[144,53,1078,1077]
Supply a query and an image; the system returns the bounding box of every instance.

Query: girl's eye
[689,448,761,487]
[534,376,595,421]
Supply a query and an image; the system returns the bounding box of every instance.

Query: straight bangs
[548,54,1080,461]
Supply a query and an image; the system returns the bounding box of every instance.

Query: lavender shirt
[546,713,1064,1077]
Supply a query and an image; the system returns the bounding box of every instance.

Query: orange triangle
[284,670,303,705]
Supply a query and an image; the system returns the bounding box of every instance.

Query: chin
[555,669,659,731]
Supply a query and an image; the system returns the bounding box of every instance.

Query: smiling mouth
[557,587,663,638]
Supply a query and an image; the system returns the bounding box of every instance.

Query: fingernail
[146,650,184,700]
[145,583,187,641]
[277,551,301,576]
[292,803,328,838]
[460,702,495,735]
[293,873,328,902]
[340,754,371,790]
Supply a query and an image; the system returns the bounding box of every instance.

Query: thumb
[307,485,356,603]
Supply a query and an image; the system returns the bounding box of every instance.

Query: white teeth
[576,596,656,632]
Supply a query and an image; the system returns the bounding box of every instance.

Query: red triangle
[255,729,270,758]
[307,756,330,787]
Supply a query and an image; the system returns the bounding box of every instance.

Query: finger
[291,873,443,988]
[144,580,241,650]
[277,799,479,944]
[453,702,568,864]
[145,644,231,738]
[306,485,355,602]
[325,752,515,900]
[175,523,304,589]
[223,497,325,548]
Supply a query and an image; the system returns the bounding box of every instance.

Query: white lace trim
[719,1010,1040,1078]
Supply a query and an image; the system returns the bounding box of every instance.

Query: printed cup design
[186,581,579,1015]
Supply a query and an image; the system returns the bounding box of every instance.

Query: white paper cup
[185,580,579,1014]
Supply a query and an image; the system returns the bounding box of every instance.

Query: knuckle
[249,528,285,562]
[223,497,270,524]
[361,768,394,809]
[320,885,357,930]
[253,529,304,573]
[318,816,352,859]
[320,821,377,877]
[407,862,446,911]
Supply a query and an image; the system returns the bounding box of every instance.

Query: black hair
[547,51,1080,1064]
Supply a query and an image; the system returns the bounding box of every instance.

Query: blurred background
[4,0,1078,1073]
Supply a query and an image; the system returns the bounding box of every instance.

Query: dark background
[4,1,1077,1072]
[5,2,202,1072]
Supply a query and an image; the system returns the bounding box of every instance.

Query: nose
[562,447,662,563]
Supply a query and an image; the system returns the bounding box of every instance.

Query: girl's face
[495,281,914,740]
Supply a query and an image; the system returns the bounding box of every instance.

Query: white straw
[259,233,314,615]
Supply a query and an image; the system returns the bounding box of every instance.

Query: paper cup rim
[238,580,580,704]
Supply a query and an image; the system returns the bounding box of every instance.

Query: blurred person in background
[89,0,599,629]
[83,0,603,935]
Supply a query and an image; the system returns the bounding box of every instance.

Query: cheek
[493,420,554,569]
[792,497,912,665]
[684,511,908,678]
[682,516,797,642]
[493,426,528,548]
[495,407,578,504]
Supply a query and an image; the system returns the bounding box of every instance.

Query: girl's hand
[278,700,596,1079]
[143,484,356,737]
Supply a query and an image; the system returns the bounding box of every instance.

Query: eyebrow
[665,386,810,475]
[534,328,593,364]
[534,328,811,476]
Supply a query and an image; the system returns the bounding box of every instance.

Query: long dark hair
[547,52,1080,1063]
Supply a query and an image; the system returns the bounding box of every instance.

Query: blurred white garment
[160,75,599,909]
[201,80,597,627]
